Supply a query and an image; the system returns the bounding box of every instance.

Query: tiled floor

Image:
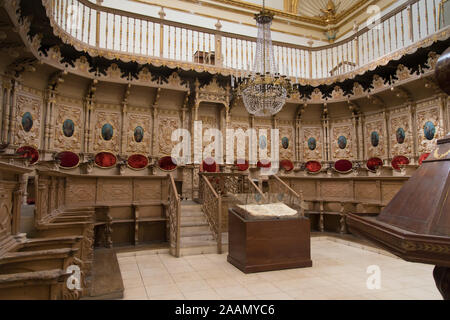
[117,238,442,300]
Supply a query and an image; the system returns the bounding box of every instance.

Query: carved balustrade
[167,174,181,257]
[42,0,449,82]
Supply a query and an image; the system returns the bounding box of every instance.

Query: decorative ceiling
[211,0,380,25]
[297,0,358,19]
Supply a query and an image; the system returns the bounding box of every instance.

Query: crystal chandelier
[238,0,292,116]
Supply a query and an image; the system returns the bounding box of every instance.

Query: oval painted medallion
[423,121,436,141]
[101,123,114,141]
[259,135,267,150]
[308,137,317,151]
[62,119,75,138]
[21,112,33,132]
[396,128,406,144]
[281,137,289,149]
[134,126,144,143]
[338,136,347,150]
[371,131,380,147]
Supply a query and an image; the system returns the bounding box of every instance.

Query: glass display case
[227,193,304,221]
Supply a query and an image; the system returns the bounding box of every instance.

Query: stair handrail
[247,176,267,201]
[167,174,181,257]
[269,175,305,216]
[200,174,222,254]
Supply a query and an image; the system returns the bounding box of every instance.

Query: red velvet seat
[305,161,321,173]
[57,151,80,169]
[16,146,39,164]
[257,160,271,168]
[280,159,294,172]
[419,153,430,165]
[334,159,353,173]
[127,154,149,170]
[391,156,410,171]
[94,152,117,168]
[366,157,383,172]
[235,159,249,171]
[158,156,178,171]
[201,157,219,173]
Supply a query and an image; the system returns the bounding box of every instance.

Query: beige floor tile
[206,277,240,289]
[142,274,175,287]
[122,277,144,290]
[146,283,182,297]
[256,292,294,300]
[119,239,439,301]
[183,289,222,300]
[176,279,210,293]
[214,285,253,299]
[245,282,281,295]
[122,286,148,300]
[149,293,186,300]
[171,271,203,283]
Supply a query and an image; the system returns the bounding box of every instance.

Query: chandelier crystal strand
[239,0,292,117]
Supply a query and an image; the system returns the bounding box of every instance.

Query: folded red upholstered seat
[391,155,410,170]
[334,159,353,173]
[366,157,383,172]
[419,153,430,165]
[280,159,294,172]
[235,159,249,171]
[158,156,178,171]
[94,152,117,168]
[127,154,149,169]
[16,146,39,164]
[305,161,321,173]
[57,151,80,168]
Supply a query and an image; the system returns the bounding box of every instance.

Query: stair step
[180,210,204,217]
[180,239,217,248]
[181,233,215,242]
[180,216,208,226]
[180,225,212,237]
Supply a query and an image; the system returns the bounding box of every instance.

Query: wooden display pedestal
[227,208,312,273]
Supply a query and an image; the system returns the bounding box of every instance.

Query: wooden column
[1,80,11,144]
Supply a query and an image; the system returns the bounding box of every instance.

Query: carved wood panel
[54,104,82,152]
[65,178,96,205]
[14,92,42,148]
[158,116,180,156]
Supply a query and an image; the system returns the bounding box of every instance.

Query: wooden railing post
[159,7,165,58]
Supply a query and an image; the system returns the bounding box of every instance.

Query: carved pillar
[43,89,56,152]
[295,116,301,162]
[0,81,4,143]
[21,172,28,205]
[12,188,22,235]
[152,106,159,157]
[409,101,418,162]
[1,80,11,144]
[439,94,448,136]
[357,113,364,160]
[351,114,358,160]
[215,20,223,67]
[7,80,19,147]
[384,109,390,163]
[159,8,166,58]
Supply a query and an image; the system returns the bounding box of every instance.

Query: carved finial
[215,19,222,30]
[159,7,166,19]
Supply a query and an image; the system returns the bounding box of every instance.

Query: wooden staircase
[179,200,227,256]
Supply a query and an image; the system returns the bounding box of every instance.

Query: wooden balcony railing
[43,0,448,81]
[167,174,181,257]
[199,174,222,254]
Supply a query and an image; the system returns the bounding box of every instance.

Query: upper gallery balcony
[42,0,450,84]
